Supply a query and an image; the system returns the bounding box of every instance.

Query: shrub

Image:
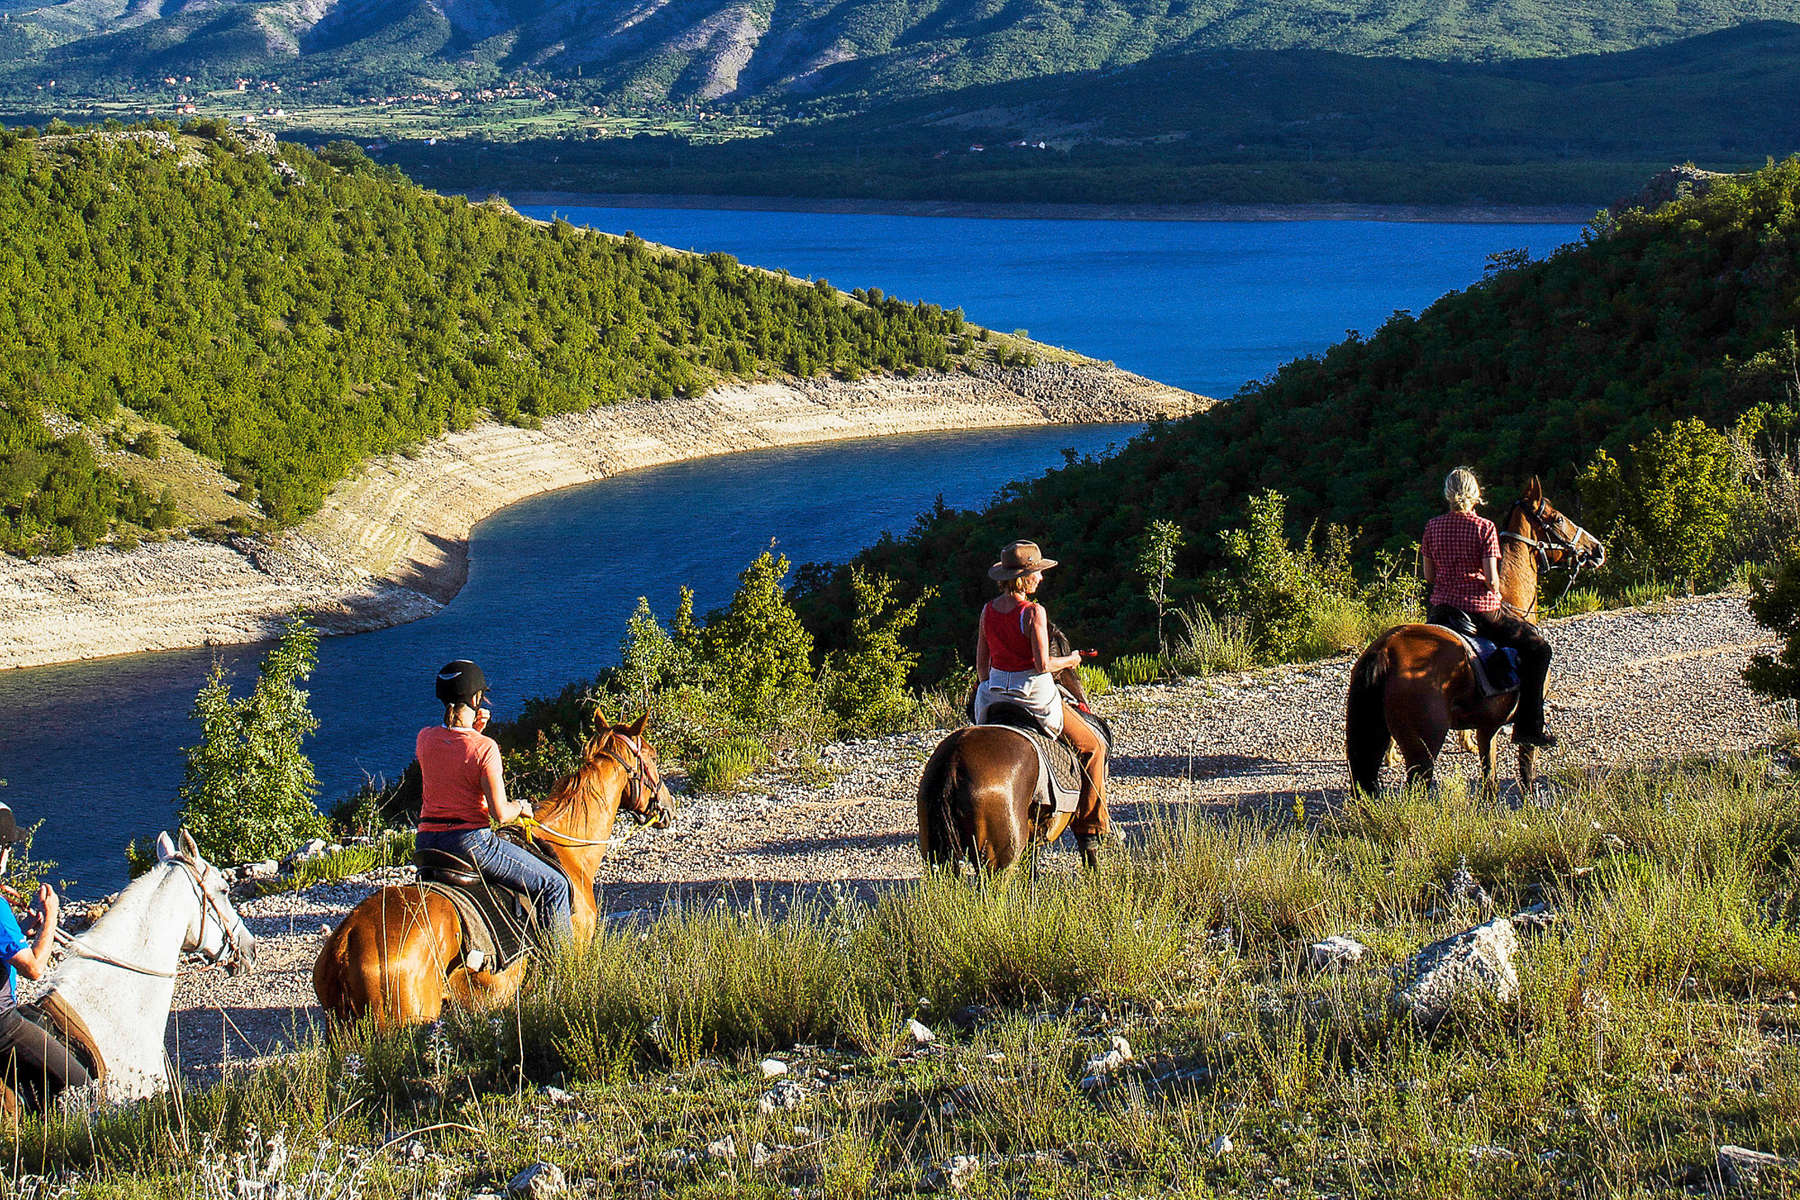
[175,617,327,863]
[1745,550,1800,701]
[1577,416,1743,588]
[826,567,934,737]
[1215,489,1360,661]
[1076,664,1112,697]
[689,735,774,792]
[694,550,818,735]
[1135,519,1184,653]
[1167,604,1256,675]
[1109,653,1162,687]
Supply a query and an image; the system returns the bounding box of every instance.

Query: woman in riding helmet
[973,540,1110,855]
[414,661,573,941]
[1421,468,1557,748]
[0,802,92,1108]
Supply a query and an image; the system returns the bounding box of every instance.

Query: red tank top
[983,600,1040,673]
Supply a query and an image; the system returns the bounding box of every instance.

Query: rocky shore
[0,362,1205,671]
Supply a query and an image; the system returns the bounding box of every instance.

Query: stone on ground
[506,1162,566,1199]
[1309,935,1367,971]
[1718,1144,1793,1188]
[1394,917,1519,1025]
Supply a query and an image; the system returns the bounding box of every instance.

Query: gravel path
[164,592,1779,1082]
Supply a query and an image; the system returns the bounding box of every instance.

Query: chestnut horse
[917,627,1105,872]
[1346,479,1604,799]
[313,709,673,1027]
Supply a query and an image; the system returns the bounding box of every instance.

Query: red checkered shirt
[1422,511,1501,613]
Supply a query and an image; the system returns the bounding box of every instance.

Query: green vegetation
[0,122,965,553]
[17,760,1800,1195]
[176,617,328,864]
[797,157,1800,676]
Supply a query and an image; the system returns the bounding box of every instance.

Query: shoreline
[0,363,1208,672]
[499,191,1597,225]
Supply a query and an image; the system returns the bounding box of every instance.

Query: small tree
[177,616,326,863]
[698,549,817,729]
[617,595,682,712]
[1746,552,1800,701]
[1577,417,1743,587]
[1136,519,1184,652]
[828,568,936,736]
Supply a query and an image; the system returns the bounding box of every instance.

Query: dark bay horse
[1346,478,1604,799]
[917,627,1105,872]
[313,709,672,1027]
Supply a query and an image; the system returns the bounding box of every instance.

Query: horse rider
[973,540,1111,856]
[415,660,573,941]
[0,802,92,1109]
[1421,468,1557,748]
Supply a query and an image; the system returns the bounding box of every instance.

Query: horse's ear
[626,711,649,738]
[179,828,200,861]
[1525,475,1542,501]
[589,703,611,731]
[154,832,177,863]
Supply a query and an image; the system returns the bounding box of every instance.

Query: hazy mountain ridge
[4,0,1799,104]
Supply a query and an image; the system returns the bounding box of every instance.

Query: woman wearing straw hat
[973,540,1110,855]
[0,802,91,1108]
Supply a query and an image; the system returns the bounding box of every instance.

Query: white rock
[242,860,278,879]
[906,1018,935,1045]
[1209,1134,1233,1157]
[759,1058,788,1079]
[750,1142,772,1168]
[506,1162,565,1199]
[1718,1144,1792,1187]
[925,1154,983,1192]
[1309,935,1367,971]
[757,1078,807,1114]
[541,1086,573,1105]
[1394,917,1520,1026]
[706,1135,736,1161]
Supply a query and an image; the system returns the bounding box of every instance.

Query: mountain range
[4,0,1800,108]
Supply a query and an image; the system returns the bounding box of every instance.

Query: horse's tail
[1346,634,1394,797]
[917,734,971,869]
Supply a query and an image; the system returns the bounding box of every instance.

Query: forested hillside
[395,23,1800,206]
[0,123,964,555]
[794,157,1800,672]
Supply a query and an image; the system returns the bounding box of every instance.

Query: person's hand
[472,706,491,733]
[36,883,57,924]
[517,799,534,820]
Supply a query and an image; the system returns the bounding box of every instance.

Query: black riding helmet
[435,660,489,706]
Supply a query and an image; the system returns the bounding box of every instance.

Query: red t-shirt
[983,600,1040,673]
[1423,511,1501,613]
[416,725,503,831]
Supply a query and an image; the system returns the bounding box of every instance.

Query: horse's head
[156,830,257,976]
[566,706,675,831]
[1047,622,1091,709]
[1515,476,1606,569]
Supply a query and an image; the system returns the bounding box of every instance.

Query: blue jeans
[416,828,573,941]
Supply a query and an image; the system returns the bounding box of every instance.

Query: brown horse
[313,709,673,1027]
[1346,479,1604,799]
[917,627,1107,872]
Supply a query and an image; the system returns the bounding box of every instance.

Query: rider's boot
[1512,726,1558,749]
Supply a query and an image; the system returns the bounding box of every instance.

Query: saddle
[977,699,1109,816]
[1428,611,1522,698]
[414,845,549,973]
[0,991,105,1118]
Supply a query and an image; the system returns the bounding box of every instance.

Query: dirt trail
[164,592,1778,1081]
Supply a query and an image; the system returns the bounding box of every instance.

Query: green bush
[825,567,934,737]
[693,550,819,735]
[1075,664,1111,697]
[175,617,327,863]
[1577,416,1745,589]
[1166,604,1256,675]
[689,736,774,792]
[1746,551,1800,702]
[1108,653,1162,687]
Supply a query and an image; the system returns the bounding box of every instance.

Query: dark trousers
[416,827,574,940]
[0,1004,91,1111]
[1429,603,1553,738]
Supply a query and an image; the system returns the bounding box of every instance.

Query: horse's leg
[1476,725,1499,805]
[1390,692,1449,794]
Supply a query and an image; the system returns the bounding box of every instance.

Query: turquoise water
[0,210,1581,893]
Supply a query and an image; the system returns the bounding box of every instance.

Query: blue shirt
[0,902,28,1010]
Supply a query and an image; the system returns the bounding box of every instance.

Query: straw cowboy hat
[988,540,1058,580]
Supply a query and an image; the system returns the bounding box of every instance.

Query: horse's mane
[537,727,627,830]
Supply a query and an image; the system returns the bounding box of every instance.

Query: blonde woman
[973,540,1110,852]
[1421,468,1556,748]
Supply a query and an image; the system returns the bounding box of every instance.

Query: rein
[56,855,245,979]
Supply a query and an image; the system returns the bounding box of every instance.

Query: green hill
[792,157,1800,673]
[0,123,965,555]
[389,23,1800,206]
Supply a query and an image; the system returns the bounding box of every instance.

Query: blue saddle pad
[1469,637,1522,695]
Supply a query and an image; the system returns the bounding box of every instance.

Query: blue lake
[0,208,1582,894]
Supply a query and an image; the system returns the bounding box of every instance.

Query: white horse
[33,829,256,1104]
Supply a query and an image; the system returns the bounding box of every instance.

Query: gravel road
[164,592,1779,1082]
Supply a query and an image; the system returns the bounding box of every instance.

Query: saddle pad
[416,879,535,972]
[22,990,105,1085]
[1432,626,1521,698]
